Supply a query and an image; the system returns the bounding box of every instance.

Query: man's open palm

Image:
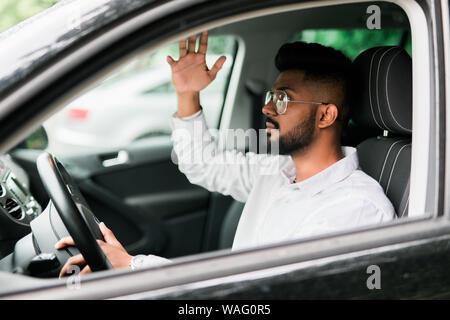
[167,31,226,93]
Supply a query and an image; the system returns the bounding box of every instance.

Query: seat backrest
[218,200,245,249]
[350,46,412,217]
[358,137,411,217]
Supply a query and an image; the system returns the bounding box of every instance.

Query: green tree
[291,29,411,60]
[0,0,60,33]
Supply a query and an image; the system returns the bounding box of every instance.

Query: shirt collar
[280,147,359,197]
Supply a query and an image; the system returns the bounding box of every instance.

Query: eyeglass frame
[265,89,331,115]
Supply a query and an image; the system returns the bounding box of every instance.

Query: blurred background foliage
[291,29,412,60]
[0,0,60,32]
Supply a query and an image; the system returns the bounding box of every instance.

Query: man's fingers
[55,236,75,249]
[99,222,120,246]
[179,38,187,57]
[97,239,107,248]
[167,55,176,66]
[208,56,227,80]
[179,32,207,57]
[187,35,197,53]
[59,254,86,278]
[80,265,92,275]
[198,31,208,54]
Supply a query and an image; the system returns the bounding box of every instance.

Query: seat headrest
[349,46,412,136]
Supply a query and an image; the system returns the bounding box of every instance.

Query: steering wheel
[36,152,112,272]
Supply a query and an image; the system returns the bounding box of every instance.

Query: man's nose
[262,100,277,116]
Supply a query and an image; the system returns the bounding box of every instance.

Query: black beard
[267,109,316,156]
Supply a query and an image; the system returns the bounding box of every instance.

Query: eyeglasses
[265,90,329,115]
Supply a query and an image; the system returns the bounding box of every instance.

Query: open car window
[42,36,237,156]
[12,1,419,258]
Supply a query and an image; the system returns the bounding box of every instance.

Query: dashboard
[0,155,41,225]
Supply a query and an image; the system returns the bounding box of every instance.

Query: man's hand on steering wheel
[55,222,132,278]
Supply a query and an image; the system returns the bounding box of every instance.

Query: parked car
[44,57,232,155]
[0,0,447,301]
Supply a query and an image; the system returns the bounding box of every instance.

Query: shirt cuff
[144,254,172,266]
[170,107,208,133]
[172,108,203,121]
[131,254,172,270]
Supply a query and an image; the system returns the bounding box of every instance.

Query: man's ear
[317,104,339,129]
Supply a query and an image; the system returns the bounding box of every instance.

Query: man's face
[263,70,318,156]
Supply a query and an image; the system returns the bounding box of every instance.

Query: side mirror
[16,126,49,150]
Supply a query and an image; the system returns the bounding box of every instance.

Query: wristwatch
[129,255,148,270]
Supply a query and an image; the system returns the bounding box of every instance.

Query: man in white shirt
[56,31,395,275]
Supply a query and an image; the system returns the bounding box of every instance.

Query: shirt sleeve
[294,196,395,240]
[132,255,172,270]
[170,109,271,203]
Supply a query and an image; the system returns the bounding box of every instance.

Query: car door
[0,0,446,301]
[56,139,213,259]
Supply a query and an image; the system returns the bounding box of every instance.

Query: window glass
[290,29,411,60]
[43,36,237,156]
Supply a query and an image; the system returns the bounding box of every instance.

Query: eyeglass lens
[265,91,287,114]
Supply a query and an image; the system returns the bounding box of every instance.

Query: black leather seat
[218,46,412,249]
[218,200,245,249]
[351,46,412,218]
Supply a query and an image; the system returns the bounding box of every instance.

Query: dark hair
[275,41,352,125]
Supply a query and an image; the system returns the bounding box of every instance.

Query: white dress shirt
[170,110,396,251]
[135,109,396,269]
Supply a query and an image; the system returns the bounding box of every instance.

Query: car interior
[0,1,416,279]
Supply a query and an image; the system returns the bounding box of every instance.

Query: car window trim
[4,216,450,299]
[441,0,450,219]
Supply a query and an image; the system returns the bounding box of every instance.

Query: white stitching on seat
[385,143,411,194]
[368,48,384,130]
[378,139,404,183]
[399,178,410,218]
[385,49,413,133]
[400,197,409,218]
[375,47,397,132]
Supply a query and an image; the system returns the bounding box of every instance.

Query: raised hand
[167,31,227,93]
